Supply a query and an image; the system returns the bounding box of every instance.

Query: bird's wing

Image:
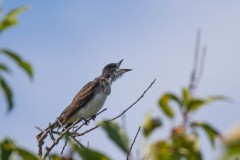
[58,78,100,124]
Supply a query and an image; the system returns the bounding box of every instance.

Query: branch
[39,108,107,159]
[74,79,156,137]
[37,79,156,158]
[126,126,141,160]
[189,30,207,96]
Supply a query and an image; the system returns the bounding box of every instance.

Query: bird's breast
[80,91,108,119]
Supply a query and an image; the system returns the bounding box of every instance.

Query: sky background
[0,1,240,159]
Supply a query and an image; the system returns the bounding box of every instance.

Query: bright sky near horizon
[1,1,240,159]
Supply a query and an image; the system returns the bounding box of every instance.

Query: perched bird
[37,59,131,140]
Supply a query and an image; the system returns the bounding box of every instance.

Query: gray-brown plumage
[37,59,131,140]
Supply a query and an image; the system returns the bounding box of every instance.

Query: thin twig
[74,79,156,137]
[189,29,201,95]
[37,108,107,159]
[195,46,207,90]
[41,117,82,159]
[74,108,107,133]
[71,136,86,149]
[110,79,156,121]
[61,137,68,154]
[126,126,141,160]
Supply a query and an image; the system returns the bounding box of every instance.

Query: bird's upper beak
[117,59,124,68]
[117,59,132,72]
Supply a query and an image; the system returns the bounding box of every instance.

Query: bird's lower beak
[120,68,132,72]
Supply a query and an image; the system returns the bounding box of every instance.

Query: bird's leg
[81,117,90,125]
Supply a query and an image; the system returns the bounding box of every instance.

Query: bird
[36,59,131,140]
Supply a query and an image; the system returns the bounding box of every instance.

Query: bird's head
[102,59,132,83]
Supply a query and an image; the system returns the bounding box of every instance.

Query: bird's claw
[91,115,97,121]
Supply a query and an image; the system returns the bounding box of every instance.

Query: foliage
[0,5,33,112]
[99,120,130,154]
[0,138,38,160]
[0,3,239,159]
[141,87,225,160]
[221,126,240,160]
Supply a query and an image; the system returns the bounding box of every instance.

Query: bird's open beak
[117,59,132,72]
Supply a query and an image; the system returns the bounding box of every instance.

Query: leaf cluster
[141,87,227,160]
[0,138,37,160]
[0,6,33,112]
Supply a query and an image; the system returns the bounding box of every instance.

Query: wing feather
[58,79,100,124]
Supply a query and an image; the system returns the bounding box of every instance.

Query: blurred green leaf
[0,139,15,160]
[77,148,110,160]
[16,147,38,160]
[182,87,190,106]
[159,93,180,119]
[187,98,205,112]
[99,121,129,154]
[191,122,220,147]
[0,77,13,111]
[150,140,173,160]
[206,96,229,103]
[71,141,110,160]
[0,49,33,79]
[187,96,228,112]
[172,132,202,160]
[143,113,162,137]
[50,154,62,160]
[222,146,240,160]
[0,63,10,73]
[0,6,28,32]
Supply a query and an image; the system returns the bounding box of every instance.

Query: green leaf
[16,147,38,160]
[182,87,190,107]
[143,113,162,137]
[99,121,129,154]
[187,96,229,112]
[0,139,16,160]
[78,148,110,160]
[187,98,205,112]
[206,96,230,103]
[0,6,28,32]
[150,140,173,160]
[0,49,33,79]
[71,141,110,160]
[159,93,181,119]
[50,154,62,160]
[0,63,10,73]
[191,122,220,147]
[0,77,13,111]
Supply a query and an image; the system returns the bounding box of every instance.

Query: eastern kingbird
[37,59,131,140]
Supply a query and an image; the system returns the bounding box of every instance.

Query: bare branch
[195,46,207,89]
[189,29,201,95]
[36,79,156,159]
[74,79,156,137]
[71,136,86,149]
[189,30,207,96]
[61,137,68,154]
[126,126,141,160]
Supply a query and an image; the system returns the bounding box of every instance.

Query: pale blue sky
[1,1,240,159]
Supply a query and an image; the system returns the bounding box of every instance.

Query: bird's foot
[83,118,90,125]
[91,115,97,121]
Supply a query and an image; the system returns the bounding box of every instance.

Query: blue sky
[1,1,240,159]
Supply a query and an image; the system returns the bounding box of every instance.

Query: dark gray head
[102,59,132,82]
